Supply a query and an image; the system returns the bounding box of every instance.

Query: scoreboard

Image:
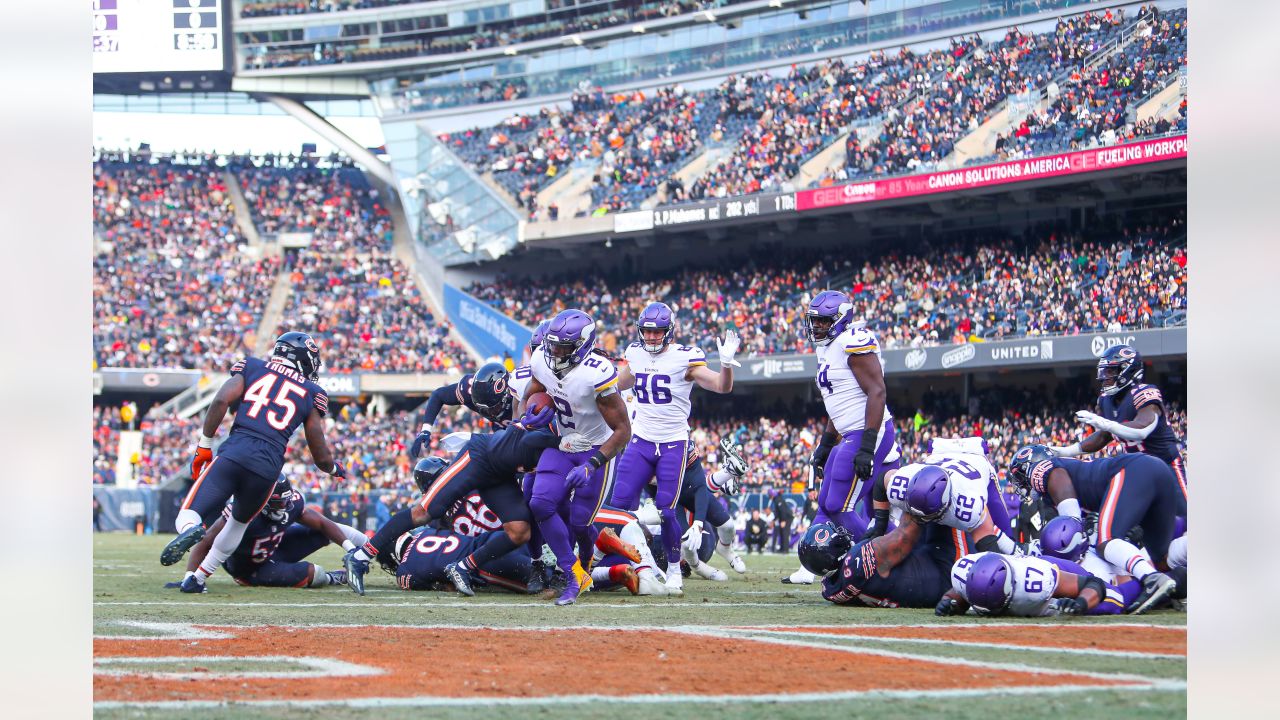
[92,0,228,75]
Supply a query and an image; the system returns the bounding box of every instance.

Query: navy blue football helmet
[1097,344,1143,396]
[272,331,322,381]
[798,522,853,577]
[1008,445,1056,499]
[470,362,513,422]
[413,456,450,495]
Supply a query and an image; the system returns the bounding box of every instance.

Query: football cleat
[445,561,475,597]
[325,570,348,587]
[1126,572,1177,615]
[693,561,728,582]
[665,564,684,597]
[595,527,642,563]
[179,574,207,594]
[343,549,369,596]
[555,577,582,606]
[160,525,206,567]
[163,579,183,589]
[782,566,816,585]
[527,560,547,595]
[637,570,668,596]
[715,543,747,573]
[610,565,641,595]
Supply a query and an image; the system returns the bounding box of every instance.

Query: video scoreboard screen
[93,0,228,75]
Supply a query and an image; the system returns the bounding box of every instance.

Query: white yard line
[742,628,1185,659]
[94,655,382,680]
[93,680,1187,710]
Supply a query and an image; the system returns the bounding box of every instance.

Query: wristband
[420,423,433,434]
[858,428,879,454]
[587,451,607,470]
[198,435,215,449]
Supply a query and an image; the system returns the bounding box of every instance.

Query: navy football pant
[182,455,277,525]
[225,526,330,587]
[1096,455,1187,565]
[418,450,531,524]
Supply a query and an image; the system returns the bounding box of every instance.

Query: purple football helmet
[530,319,551,354]
[543,309,597,376]
[636,302,676,353]
[965,554,1014,616]
[803,290,854,346]
[1039,516,1089,563]
[905,465,951,522]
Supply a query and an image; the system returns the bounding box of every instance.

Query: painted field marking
[94,655,382,680]
[738,628,1185,660]
[93,600,812,608]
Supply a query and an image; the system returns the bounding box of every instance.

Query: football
[526,391,553,414]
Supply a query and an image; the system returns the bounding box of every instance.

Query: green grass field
[94,533,1186,719]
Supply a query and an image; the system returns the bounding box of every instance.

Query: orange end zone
[754,625,1186,656]
[94,626,1142,704]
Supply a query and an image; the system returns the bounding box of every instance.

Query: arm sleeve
[313,388,329,418]
[519,428,561,452]
[419,383,462,425]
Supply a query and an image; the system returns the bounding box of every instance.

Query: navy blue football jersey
[395,528,491,590]
[219,356,328,478]
[225,488,306,569]
[1049,455,1152,513]
[821,536,953,609]
[469,426,560,476]
[1097,383,1182,463]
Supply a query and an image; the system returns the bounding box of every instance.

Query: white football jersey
[815,324,893,435]
[509,364,534,403]
[529,347,620,445]
[886,460,991,533]
[951,552,1060,617]
[622,341,707,443]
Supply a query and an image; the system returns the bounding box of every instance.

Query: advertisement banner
[443,283,533,361]
[93,486,158,533]
[720,327,1186,382]
[317,373,361,398]
[96,368,204,393]
[798,135,1187,212]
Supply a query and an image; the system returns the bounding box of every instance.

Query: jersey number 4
[243,374,308,430]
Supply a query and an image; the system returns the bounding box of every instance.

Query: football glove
[516,404,555,430]
[558,433,594,453]
[565,463,593,490]
[191,445,213,482]
[1075,410,1119,434]
[1048,597,1088,616]
[682,521,704,553]
[810,443,832,480]
[935,595,963,616]
[328,460,346,479]
[410,423,433,458]
[716,329,742,367]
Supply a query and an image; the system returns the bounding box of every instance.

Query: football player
[161,332,345,594]
[411,361,516,457]
[787,290,902,585]
[866,437,1018,555]
[1037,514,1187,611]
[937,552,1117,617]
[1008,445,1186,614]
[383,527,532,593]
[168,477,365,591]
[609,302,740,595]
[344,405,604,596]
[588,505,665,596]
[521,309,633,606]
[1048,345,1187,499]
[800,513,959,608]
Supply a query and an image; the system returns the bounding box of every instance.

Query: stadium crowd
[93,158,280,370]
[441,5,1184,220]
[467,215,1187,356]
[980,6,1187,163]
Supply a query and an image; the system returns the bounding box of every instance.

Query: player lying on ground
[618,438,749,593]
[866,437,1017,556]
[379,527,534,593]
[588,505,666,596]
[1034,514,1187,611]
[161,332,346,594]
[786,290,902,586]
[800,512,962,608]
[167,477,366,591]
[938,551,1124,617]
[1008,445,1185,614]
[344,406,628,597]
